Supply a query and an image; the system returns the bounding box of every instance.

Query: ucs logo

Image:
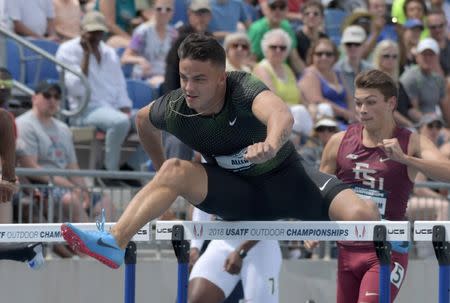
[137,229,148,235]
[414,228,433,235]
[156,228,172,234]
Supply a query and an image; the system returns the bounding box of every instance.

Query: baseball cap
[403,19,424,30]
[416,38,440,54]
[341,25,366,44]
[314,118,338,130]
[189,0,211,12]
[417,113,445,128]
[34,80,61,95]
[81,11,108,32]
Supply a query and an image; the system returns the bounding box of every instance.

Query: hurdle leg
[124,242,137,303]
[374,225,391,303]
[432,226,450,303]
[172,225,190,303]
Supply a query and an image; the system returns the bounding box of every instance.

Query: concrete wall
[0,258,440,302]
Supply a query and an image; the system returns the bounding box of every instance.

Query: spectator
[430,0,450,34]
[223,32,253,72]
[372,40,414,127]
[392,0,429,38]
[400,38,450,124]
[253,29,302,105]
[207,0,251,41]
[399,18,424,72]
[360,0,400,58]
[95,0,138,48]
[295,0,328,62]
[334,25,373,97]
[248,0,305,74]
[7,0,58,41]
[56,11,132,172]
[15,81,114,223]
[299,117,339,168]
[299,37,355,124]
[53,0,82,41]
[121,0,178,89]
[427,8,450,77]
[406,114,449,258]
[163,0,212,93]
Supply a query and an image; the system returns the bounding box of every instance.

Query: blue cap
[404,19,424,30]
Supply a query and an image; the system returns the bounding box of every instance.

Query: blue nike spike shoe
[61,210,124,269]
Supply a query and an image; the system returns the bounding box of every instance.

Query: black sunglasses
[43,92,60,100]
[314,51,334,58]
[269,45,287,51]
[269,3,286,10]
[231,43,249,50]
[427,122,442,129]
[316,126,337,132]
[381,54,398,59]
[429,23,445,30]
[345,42,362,48]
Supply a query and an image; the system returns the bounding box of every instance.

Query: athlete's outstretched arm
[319,132,345,175]
[246,91,293,163]
[136,103,166,170]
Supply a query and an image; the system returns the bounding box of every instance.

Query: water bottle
[27,243,45,270]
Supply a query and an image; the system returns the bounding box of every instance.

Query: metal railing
[0,27,91,117]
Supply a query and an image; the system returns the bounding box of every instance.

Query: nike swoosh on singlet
[229,117,237,126]
[379,157,390,162]
[319,178,332,191]
[365,291,378,296]
[97,238,120,250]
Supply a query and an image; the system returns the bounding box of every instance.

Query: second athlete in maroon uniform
[335,124,412,303]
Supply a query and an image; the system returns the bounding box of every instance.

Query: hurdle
[414,221,450,303]
[156,220,410,303]
[0,223,151,303]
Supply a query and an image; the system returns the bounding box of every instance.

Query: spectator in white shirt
[7,0,58,41]
[56,11,132,171]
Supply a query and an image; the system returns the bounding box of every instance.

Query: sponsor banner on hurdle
[0,223,151,243]
[155,221,410,241]
[413,221,450,241]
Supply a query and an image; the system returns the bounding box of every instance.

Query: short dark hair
[301,0,324,16]
[355,69,398,101]
[177,33,226,68]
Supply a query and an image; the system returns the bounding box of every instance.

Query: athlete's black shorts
[197,152,350,221]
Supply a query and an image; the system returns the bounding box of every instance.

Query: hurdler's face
[179,58,226,115]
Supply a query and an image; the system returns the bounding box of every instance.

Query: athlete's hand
[224,251,243,275]
[244,142,277,164]
[304,240,319,250]
[377,138,407,164]
[0,180,18,203]
[189,248,200,272]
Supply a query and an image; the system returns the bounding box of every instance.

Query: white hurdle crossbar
[155,221,410,241]
[0,223,151,243]
[413,221,450,241]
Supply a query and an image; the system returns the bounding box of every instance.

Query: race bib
[352,185,388,216]
[215,148,254,172]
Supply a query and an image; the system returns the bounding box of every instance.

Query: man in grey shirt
[16,81,114,222]
[400,38,450,124]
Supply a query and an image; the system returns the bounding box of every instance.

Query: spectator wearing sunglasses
[299,38,355,125]
[248,0,305,75]
[372,40,415,128]
[121,0,178,88]
[295,0,328,62]
[334,25,373,98]
[16,81,115,223]
[223,32,253,72]
[427,8,450,77]
[253,29,302,106]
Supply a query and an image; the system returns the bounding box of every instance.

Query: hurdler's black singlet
[149,71,348,220]
[150,71,295,176]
